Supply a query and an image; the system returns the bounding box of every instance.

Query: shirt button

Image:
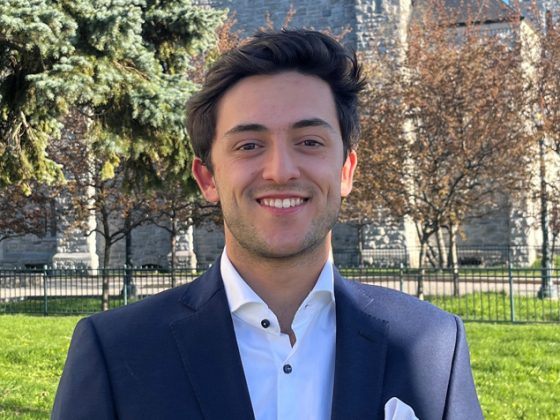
[283,364,292,374]
[261,319,270,328]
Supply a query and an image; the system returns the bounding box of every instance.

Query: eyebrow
[292,118,336,132]
[224,123,268,137]
[224,118,336,137]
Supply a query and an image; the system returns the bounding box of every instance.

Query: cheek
[230,164,263,187]
[321,172,344,198]
[214,166,253,199]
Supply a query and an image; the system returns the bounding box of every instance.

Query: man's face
[193,71,357,261]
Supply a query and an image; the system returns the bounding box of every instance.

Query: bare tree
[0,183,54,243]
[524,5,560,298]
[50,113,151,310]
[349,1,532,297]
[146,178,220,287]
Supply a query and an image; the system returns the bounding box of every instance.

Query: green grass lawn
[465,323,560,420]
[0,315,559,419]
[0,315,82,419]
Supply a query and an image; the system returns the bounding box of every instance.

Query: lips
[258,197,306,209]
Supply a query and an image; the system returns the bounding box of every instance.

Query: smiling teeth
[261,198,304,208]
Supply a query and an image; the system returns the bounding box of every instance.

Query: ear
[340,150,357,198]
[192,158,220,203]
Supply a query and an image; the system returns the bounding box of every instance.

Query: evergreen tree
[0,0,223,191]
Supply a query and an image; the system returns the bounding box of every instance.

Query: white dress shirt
[220,251,336,420]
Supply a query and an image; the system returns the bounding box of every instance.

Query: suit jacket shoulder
[53,264,254,420]
[332,274,483,420]
[339,276,458,336]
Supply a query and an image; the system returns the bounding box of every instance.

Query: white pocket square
[384,397,419,420]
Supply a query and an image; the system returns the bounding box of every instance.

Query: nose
[261,141,300,183]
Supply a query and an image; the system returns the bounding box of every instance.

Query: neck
[225,237,331,336]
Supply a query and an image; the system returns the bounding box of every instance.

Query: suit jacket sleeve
[444,316,483,420]
[52,318,117,420]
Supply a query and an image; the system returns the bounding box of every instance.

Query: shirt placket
[275,297,322,420]
[274,331,297,420]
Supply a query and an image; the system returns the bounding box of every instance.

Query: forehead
[214,71,340,137]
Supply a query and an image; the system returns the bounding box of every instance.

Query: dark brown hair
[186,29,365,170]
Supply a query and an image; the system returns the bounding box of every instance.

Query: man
[53,30,483,420]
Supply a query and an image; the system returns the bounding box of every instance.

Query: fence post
[43,265,48,316]
[508,258,515,322]
[399,263,404,293]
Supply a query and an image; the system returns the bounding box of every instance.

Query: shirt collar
[220,248,335,315]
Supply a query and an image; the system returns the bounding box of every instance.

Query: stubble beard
[222,199,341,262]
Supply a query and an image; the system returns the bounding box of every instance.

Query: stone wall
[355,0,410,58]
[332,223,360,265]
[97,223,172,269]
[51,188,98,270]
[195,0,359,47]
[460,206,511,248]
[346,211,419,267]
[194,222,225,267]
[0,235,57,268]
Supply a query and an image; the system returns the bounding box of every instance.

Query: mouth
[257,197,308,209]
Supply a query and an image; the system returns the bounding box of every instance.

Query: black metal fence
[1,265,559,322]
[334,244,557,269]
[346,266,560,322]
[0,267,199,315]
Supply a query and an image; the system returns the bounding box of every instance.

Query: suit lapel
[169,264,255,420]
[331,273,389,420]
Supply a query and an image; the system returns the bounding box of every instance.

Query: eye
[237,142,260,151]
[300,139,323,147]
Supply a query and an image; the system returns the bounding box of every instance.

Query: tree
[49,113,151,310]
[1,1,224,309]
[73,163,151,310]
[339,54,408,266]
[0,0,222,190]
[0,183,54,243]
[146,177,220,286]
[524,5,560,298]
[349,2,532,297]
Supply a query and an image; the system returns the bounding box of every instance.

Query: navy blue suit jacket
[52,264,483,419]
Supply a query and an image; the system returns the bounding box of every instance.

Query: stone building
[1,0,551,269]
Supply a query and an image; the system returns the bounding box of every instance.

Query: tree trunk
[449,223,460,297]
[123,213,136,298]
[125,214,132,269]
[436,228,447,269]
[101,208,112,311]
[170,218,177,288]
[102,241,111,311]
[551,232,557,269]
[538,135,555,298]
[417,240,426,300]
[425,242,438,268]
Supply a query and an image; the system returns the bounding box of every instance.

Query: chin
[258,240,327,260]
